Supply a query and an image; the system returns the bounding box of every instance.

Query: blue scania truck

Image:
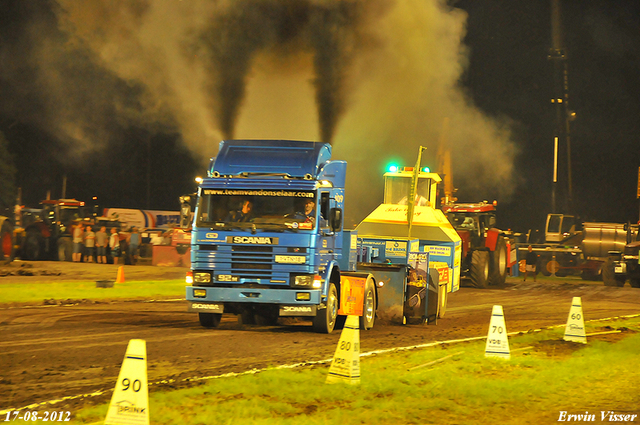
[185,140,461,333]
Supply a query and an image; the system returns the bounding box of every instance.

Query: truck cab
[186,140,349,332]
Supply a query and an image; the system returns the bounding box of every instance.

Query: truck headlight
[194,272,212,283]
[293,275,322,288]
[293,275,314,287]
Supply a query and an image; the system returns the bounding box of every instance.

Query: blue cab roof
[211,140,331,179]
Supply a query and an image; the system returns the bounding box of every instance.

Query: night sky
[0,0,638,235]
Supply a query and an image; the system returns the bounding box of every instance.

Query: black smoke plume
[199,0,375,143]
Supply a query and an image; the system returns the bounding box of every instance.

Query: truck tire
[238,309,256,325]
[470,250,490,288]
[488,237,508,286]
[359,277,376,330]
[540,258,560,276]
[254,306,279,326]
[199,312,222,328]
[0,220,14,261]
[602,258,625,287]
[313,282,338,334]
[580,269,601,281]
[630,278,640,289]
[57,237,73,262]
[23,229,44,261]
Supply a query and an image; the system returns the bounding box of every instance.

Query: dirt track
[1,261,640,413]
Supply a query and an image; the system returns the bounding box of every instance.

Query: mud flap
[426,268,440,324]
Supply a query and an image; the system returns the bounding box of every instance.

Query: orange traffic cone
[116,266,125,284]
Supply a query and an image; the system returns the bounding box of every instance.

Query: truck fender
[320,260,341,298]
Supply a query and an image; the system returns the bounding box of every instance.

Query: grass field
[63,317,640,425]
[0,279,186,304]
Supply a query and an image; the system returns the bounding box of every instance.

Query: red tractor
[442,201,515,288]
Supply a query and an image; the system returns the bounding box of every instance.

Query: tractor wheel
[359,277,376,330]
[23,229,44,261]
[470,250,490,288]
[488,237,508,286]
[602,258,625,287]
[199,312,222,328]
[313,282,338,334]
[57,237,73,262]
[0,221,14,261]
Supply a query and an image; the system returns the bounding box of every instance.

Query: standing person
[128,227,141,265]
[524,245,538,282]
[109,227,120,265]
[72,223,84,262]
[95,226,108,264]
[84,226,96,263]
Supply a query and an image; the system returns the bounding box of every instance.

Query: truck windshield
[196,189,317,231]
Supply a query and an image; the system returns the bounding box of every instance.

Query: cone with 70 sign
[485,305,510,359]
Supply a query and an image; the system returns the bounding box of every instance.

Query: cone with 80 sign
[485,305,510,359]
[326,315,360,385]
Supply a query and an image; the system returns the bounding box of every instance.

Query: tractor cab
[383,166,439,207]
[443,202,497,235]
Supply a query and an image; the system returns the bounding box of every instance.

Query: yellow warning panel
[485,305,510,360]
[326,315,361,385]
[563,297,587,344]
[338,277,365,316]
[105,339,150,425]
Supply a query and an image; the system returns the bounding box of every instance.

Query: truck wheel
[359,277,376,330]
[57,237,73,262]
[238,309,256,325]
[255,306,279,326]
[23,229,44,261]
[313,282,338,334]
[199,313,222,328]
[602,258,625,287]
[0,221,14,261]
[580,269,601,281]
[540,259,561,276]
[630,279,640,288]
[488,237,508,286]
[470,250,490,288]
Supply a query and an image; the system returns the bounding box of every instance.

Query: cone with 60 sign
[563,297,587,344]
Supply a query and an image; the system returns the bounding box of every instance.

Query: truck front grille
[230,245,273,278]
